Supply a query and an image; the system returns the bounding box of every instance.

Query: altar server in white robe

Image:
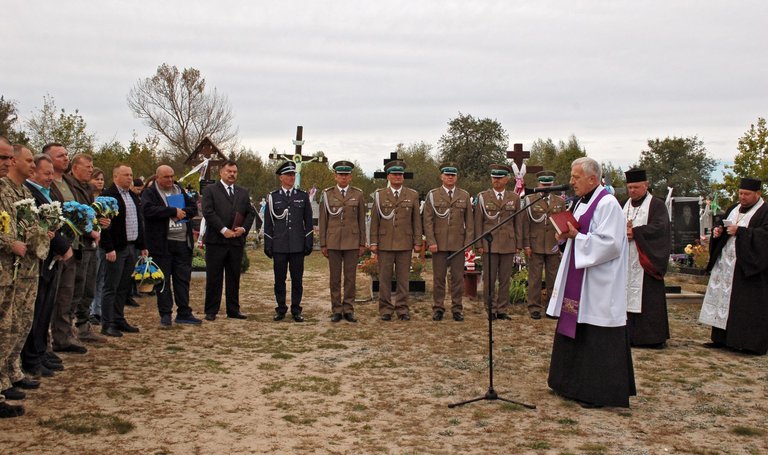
[546,157,636,408]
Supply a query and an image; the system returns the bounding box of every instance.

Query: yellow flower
[684,245,693,255]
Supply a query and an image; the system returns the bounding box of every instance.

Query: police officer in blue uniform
[264,161,314,322]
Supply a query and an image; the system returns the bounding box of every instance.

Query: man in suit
[100,164,147,337]
[201,160,257,321]
[369,160,422,321]
[474,164,522,320]
[264,161,313,322]
[319,160,366,322]
[423,163,474,321]
[22,154,72,378]
[523,170,566,320]
[142,165,200,327]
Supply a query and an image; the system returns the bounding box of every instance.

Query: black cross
[268,126,329,165]
[373,152,414,179]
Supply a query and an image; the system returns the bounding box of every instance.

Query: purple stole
[556,188,610,339]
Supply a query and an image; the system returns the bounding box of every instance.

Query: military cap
[740,177,762,191]
[332,160,354,174]
[536,170,556,185]
[439,163,458,175]
[384,160,406,174]
[276,161,297,175]
[624,168,647,184]
[490,164,512,178]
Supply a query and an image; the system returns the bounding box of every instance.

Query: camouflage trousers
[0,277,38,393]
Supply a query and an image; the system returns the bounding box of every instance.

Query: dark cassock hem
[548,324,637,408]
[711,327,768,356]
[627,274,670,346]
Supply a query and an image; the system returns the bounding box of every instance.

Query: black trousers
[204,243,244,316]
[273,252,304,316]
[21,272,59,370]
[101,245,138,328]
[154,240,193,317]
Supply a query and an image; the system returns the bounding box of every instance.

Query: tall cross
[506,143,543,174]
[373,151,414,179]
[269,126,328,188]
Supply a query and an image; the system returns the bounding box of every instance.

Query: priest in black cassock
[546,157,636,408]
[699,177,768,355]
[623,169,671,348]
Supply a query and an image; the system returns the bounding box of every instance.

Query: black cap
[740,177,762,191]
[276,161,297,175]
[332,160,354,174]
[624,169,647,184]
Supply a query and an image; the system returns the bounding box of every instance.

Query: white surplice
[547,185,630,327]
[623,195,652,313]
[699,198,765,329]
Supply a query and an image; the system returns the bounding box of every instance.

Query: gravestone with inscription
[671,197,701,254]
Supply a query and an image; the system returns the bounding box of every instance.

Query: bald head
[155,165,176,191]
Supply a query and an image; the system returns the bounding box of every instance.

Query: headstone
[671,197,701,254]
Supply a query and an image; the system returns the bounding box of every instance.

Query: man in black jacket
[264,161,313,322]
[141,165,200,327]
[21,155,72,377]
[99,165,147,337]
[201,160,257,320]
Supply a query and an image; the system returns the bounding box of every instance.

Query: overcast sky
[3,1,766,176]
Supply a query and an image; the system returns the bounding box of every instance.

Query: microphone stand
[447,191,556,409]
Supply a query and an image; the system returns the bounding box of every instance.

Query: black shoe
[227,313,247,320]
[0,402,24,418]
[330,313,343,323]
[496,313,512,320]
[101,326,123,337]
[204,314,216,321]
[399,314,411,321]
[42,359,64,371]
[381,314,392,321]
[452,312,464,322]
[292,314,304,323]
[13,378,40,390]
[45,352,62,363]
[125,298,140,307]
[343,313,358,323]
[53,344,88,354]
[115,322,140,333]
[489,313,498,321]
[89,314,101,325]
[703,341,725,349]
[273,313,286,321]
[578,400,604,409]
[634,342,667,350]
[432,311,444,321]
[1,387,25,400]
[530,311,542,320]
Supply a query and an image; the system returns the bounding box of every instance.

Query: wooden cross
[269,126,328,188]
[373,151,414,179]
[506,143,543,174]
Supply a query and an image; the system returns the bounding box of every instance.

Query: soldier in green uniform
[370,160,422,321]
[0,144,47,415]
[522,170,565,319]
[423,164,474,321]
[319,161,366,322]
[474,164,522,320]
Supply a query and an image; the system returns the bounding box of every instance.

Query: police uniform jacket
[522,192,566,254]
[474,189,522,254]
[370,186,422,251]
[319,186,366,250]
[264,188,313,255]
[423,187,474,252]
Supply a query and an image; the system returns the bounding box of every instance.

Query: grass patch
[527,441,550,450]
[282,414,317,425]
[578,443,607,454]
[257,363,281,371]
[317,342,348,350]
[128,386,153,396]
[165,344,184,353]
[272,352,295,360]
[500,402,525,412]
[348,357,397,369]
[731,426,765,436]
[39,413,135,435]
[262,376,341,396]
[558,417,578,426]
[201,359,229,373]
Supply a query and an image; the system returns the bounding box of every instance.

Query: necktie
[497,192,503,201]
[341,188,346,198]
[448,190,453,199]
[228,186,234,198]
[286,189,291,198]
[394,190,399,199]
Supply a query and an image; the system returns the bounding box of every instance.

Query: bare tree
[127,64,238,158]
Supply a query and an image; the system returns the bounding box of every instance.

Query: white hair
[572,157,600,178]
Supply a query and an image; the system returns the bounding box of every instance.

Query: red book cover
[549,211,580,235]
[232,212,245,229]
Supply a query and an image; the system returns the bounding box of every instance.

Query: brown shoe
[78,323,107,343]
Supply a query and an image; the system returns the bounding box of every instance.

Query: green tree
[0,96,30,144]
[438,113,509,195]
[227,147,271,201]
[722,117,768,200]
[92,140,129,186]
[601,161,626,199]
[128,63,238,159]
[375,142,440,199]
[635,136,717,197]
[527,135,587,187]
[26,94,96,156]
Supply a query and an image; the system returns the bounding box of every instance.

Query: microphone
[533,184,570,193]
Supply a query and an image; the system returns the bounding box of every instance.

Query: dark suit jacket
[264,188,313,254]
[100,183,145,253]
[201,181,257,247]
[24,182,71,281]
[49,173,97,249]
[141,183,198,254]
